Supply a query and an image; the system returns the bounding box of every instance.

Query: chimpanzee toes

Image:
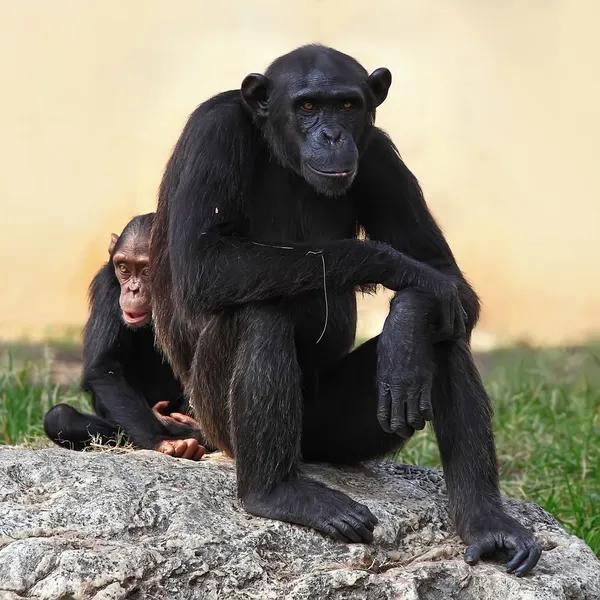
[353,501,379,527]
[342,515,374,543]
[333,519,363,543]
[513,542,542,577]
[463,515,542,576]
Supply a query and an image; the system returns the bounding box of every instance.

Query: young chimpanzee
[44,213,205,460]
[150,45,541,574]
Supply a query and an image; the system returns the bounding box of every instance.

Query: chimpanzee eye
[302,101,314,111]
[142,267,150,277]
[342,101,353,110]
[118,264,129,274]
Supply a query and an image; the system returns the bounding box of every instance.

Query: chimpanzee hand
[152,401,202,433]
[152,401,206,460]
[156,438,206,461]
[419,266,468,341]
[377,307,434,437]
[462,508,542,577]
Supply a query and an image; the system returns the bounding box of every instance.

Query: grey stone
[0,447,598,599]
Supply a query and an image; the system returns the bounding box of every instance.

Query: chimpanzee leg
[301,337,405,464]
[303,292,540,574]
[302,288,433,463]
[431,340,540,575]
[44,403,119,450]
[229,303,378,543]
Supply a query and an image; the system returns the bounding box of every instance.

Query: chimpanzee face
[111,234,152,328]
[240,46,392,197]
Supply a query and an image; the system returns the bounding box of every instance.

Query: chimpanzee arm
[354,129,540,574]
[354,128,480,336]
[160,93,460,321]
[82,266,200,448]
[352,128,477,433]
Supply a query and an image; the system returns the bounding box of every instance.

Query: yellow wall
[1,1,599,347]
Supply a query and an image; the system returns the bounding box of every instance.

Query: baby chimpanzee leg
[44,403,119,450]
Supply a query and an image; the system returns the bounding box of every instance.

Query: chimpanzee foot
[242,478,378,543]
[462,509,542,576]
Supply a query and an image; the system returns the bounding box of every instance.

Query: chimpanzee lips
[123,311,150,326]
[305,163,356,178]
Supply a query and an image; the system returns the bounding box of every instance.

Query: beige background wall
[1,0,599,347]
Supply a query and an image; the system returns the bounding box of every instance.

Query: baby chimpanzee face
[111,233,152,328]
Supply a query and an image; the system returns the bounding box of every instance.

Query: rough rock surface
[0,447,598,600]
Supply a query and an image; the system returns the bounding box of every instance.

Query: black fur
[150,45,540,575]
[44,214,201,451]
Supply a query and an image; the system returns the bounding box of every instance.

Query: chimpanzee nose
[322,128,342,144]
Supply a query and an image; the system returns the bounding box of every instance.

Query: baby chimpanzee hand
[156,438,205,460]
[152,401,202,431]
[152,401,206,460]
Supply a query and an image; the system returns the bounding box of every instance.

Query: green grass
[398,344,600,556]
[0,352,90,447]
[0,343,599,556]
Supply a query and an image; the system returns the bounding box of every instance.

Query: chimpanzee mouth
[123,311,150,326]
[305,164,356,178]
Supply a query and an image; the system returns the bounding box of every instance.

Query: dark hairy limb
[376,290,435,437]
[302,326,540,574]
[230,303,377,542]
[83,363,201,449]
[44,404,119,450]
[355,128,479,339]
[432,340,541,576]
[355,139,541,572]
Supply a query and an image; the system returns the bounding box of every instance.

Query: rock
[0,447,598,600]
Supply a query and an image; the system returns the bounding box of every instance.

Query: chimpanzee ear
[241,73,269,118]
[367,68,392,107]
[108,233,119,256]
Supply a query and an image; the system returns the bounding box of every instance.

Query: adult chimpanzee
[44,214,205,460]
[150,45,541,575]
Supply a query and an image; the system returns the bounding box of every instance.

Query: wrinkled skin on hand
[152,401,206,461]
[419,266,467,342]
[462,507,542,577]
[377,297,435,438]
[243,479,379,543]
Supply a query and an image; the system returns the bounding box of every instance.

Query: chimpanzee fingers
[342,516,374,543]
[418,380,434,422]
[193,445,206,461]
[157,440,176,456]
[404,385,425,430]
[357,505,378,529]
[502,535,541,576]
[152,401,170,416]
[320,523,352,543]
[181,439,200,460]
[377,383,393,433]
[514,544,542,577]
[169,412,197,425]
[390,386,414,438]
[464,539,488,565]
[506,548,529,574]
[171,440,189,457]
[333,519,362,543]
